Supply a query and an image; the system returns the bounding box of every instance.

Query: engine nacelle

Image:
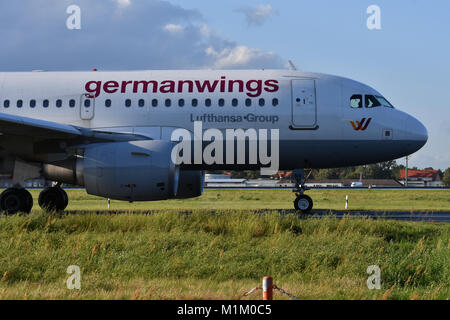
[173,170,205,199]
[44,140,179,201]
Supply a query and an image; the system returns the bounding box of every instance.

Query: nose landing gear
[292,169,313,214]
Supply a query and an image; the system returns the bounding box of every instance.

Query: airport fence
[236,276,301,300]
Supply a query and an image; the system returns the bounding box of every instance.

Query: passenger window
[178,99,185,107]
[69,99,76,108]
[56,99,62,108]
[125,99,131,107]
[43,100,49,108]
[152,99,158,107]
[245,98,252,107]
[17,100,23,108]
[138,99,145,107]
[218,98,225,107]
[105,99,112,107]
[205,98,211,107]
[232,98,238,107]
[165,99,171,107]
[259,98,265,107]
[192,99,198,107]
[350,95,362,108]
[365,95,381,108]
[4,100,9,108]
[272,98,279,106]
[30,100,36,108]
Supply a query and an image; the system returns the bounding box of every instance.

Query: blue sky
[0,0,449,169]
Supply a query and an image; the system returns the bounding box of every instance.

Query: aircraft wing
[0,113,147,141]
[0,113,82,140]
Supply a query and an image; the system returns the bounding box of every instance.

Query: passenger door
[291,79,317,128]
[80,94,95,120]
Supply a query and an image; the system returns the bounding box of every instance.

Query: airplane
[0,69,428,214]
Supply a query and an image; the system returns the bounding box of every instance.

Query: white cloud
[164,24,184,34]
[206,45,283,69]
[236,4,277,26]
[115,0,131,8]
[0,0,284,71]
[199,24,213,37]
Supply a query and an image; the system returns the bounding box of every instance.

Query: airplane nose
[405,115,428,152]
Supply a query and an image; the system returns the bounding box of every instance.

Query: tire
[294,194,313,213]
[38,187,67,212]
[19,189,34,213]
[61,188,69,210]
[0,188,31,215]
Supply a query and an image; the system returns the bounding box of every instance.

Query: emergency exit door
[291,79,317,128]
[81,94,95,120]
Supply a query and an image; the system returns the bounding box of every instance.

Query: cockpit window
[350,95,362,108]
[365,95,381,108]
[376,96,394,108]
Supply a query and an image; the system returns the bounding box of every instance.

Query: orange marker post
[262,276,273,300]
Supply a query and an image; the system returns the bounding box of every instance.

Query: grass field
[25,188,450,212]
[0,189,449,300]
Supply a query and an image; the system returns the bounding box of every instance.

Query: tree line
[209,161,450,186]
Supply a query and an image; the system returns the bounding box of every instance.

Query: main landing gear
[292,169,313,214]
[0,188,33,215]
[38,186,69,212]
[0,185,68,215]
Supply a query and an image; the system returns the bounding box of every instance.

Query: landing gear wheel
[0,188,33,215]
[38,186,68,212]
[294,194,313,214]
[20,189,33,213]
[62,189,69,210]
[292,169,314,214]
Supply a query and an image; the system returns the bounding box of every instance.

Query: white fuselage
[0,69,428,169]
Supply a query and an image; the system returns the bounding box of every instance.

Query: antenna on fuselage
[288,60,297,71]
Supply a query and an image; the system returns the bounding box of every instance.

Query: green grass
[0,189,449,300]
[22,188,450,212]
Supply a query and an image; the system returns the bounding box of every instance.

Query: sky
[0,0,449,170]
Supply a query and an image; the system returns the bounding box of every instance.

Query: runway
[64,209,450,223]
[204,187,450,191]
[302,210,450,223]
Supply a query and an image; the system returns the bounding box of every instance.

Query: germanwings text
[84,77,279,98]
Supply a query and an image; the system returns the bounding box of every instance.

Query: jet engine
[174,170,205,199]
[43,140,180,201]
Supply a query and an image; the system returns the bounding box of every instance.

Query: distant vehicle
[351,182,363,187]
